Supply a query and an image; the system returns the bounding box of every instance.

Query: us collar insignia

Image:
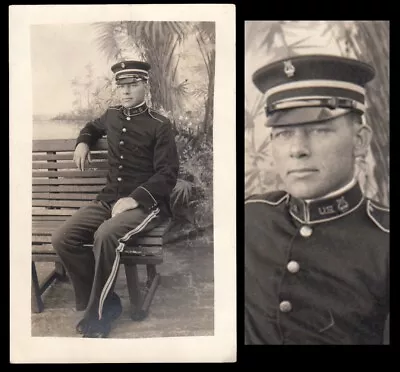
[284,60,295,78]
[336,196,350,213]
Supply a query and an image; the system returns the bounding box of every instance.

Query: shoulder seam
[148,108,168,123]
[245,193,289,206]
[367,200,389,233]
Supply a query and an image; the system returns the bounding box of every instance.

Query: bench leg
[142,266,160,314]
[31,262,44,314]
[124,264,146,321]
[55,261,68,281]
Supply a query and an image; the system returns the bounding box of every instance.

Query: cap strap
[266,97,366,115]
[266,79,366,99]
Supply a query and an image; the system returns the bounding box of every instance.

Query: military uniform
[51,61,179,336]
[245,55,390,345]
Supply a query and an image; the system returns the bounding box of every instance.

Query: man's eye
[274,130,293,139]
[310,127,331,134]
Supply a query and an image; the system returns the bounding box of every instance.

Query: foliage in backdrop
[54,21,215,231]
[245,21,389,207]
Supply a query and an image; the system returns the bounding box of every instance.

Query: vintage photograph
[10,4,235,363]
[245,21,390,345]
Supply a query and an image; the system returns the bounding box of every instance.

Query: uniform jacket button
[122,127,127,132]
[279,301,292,313]
[120,155,124,159]
[117,177,122,182]
[287,260,300,273]
[300,225,313,237]
[120,140,124,145]
[118,165,123,170]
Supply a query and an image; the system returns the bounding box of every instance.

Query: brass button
[120,155,124,160]
[126,117,131,121]
[117,177,122,182]
[300,225,313,237]
[119,140,124,145]
[122,128,127,132]
[287,260,300,273]
[118,165,123,170]
[279,301,292,313]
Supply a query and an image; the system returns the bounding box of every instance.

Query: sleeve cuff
[76,133,93,148]
[130,186,158,211]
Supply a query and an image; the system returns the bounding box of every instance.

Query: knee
[93,220,117,244]
[51,225,67,252]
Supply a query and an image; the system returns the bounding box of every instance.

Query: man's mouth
[287,168,318,176]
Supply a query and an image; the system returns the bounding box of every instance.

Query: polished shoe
[82,319,112,338]
[76,293,122,337]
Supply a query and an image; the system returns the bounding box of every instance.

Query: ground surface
[31,231,214,339]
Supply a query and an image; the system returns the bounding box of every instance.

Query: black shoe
[76,293,122,337]
[82,318,112,338]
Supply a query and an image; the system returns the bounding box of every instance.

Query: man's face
[117,81,146,108]
[270,115,358,199]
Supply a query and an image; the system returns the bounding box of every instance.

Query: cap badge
[336,196,350,213]
[121,62,125,68]
[284,60,295,78]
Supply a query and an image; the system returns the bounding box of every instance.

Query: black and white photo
[245,21,390,345]
[10,4,235,363]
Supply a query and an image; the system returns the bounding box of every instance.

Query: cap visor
[116,77,145,85]
[266,107,351,127]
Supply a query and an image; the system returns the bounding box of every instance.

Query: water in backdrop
[33,120,86,140]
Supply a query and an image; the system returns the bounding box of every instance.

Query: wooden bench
[32,138,171,321]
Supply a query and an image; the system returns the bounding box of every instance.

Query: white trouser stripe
[98,208,160,319]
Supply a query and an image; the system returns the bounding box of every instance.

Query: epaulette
[367,199,390,233]
[245,190,289,206]
[147,108,169,123]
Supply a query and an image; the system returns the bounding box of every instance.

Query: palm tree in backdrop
[245,21,389,206]
[93,21,215,138]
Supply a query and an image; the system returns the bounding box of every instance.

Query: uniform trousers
[51,199,164,321]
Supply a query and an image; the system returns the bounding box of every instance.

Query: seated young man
[245,55,389,345]
[51,60,179,338]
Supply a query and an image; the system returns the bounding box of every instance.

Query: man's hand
[112,197,139,217]
[73,142,91,171]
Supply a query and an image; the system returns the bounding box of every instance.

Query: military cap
[111,60,151,85]
[252,54,375,126]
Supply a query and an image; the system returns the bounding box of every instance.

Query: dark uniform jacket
[76,103,179,216]
[245,182,390,345]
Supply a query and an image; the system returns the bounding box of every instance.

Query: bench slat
[33,193,98,200]
[32,185,103,193]
[32,139,108,152]
[33,235,163,245]
[32,226,166,237]
[32,208,77,216]
[33,178,107,185]
[33,153,107,161]
[33,200,91,208]
[32,215,70,221]
[32,161,109,170]
[33,170,108,178]
[32,243,163,256]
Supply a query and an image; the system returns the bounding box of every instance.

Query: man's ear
[353,124,372,158]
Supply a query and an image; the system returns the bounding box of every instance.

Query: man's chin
[284,181,323,200]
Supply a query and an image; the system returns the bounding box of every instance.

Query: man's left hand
[111,197,139,217]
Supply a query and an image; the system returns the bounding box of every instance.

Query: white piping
[266,79,365,100]
[245,193,289,206]
[366,200,389,233]
[97,208,160,320]
[289,196,365,225]
[139,186,158,205]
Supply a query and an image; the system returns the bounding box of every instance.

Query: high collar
[288,181,364,224]
[121,101,147,116]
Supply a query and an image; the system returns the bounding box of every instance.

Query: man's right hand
[73,142,91,171]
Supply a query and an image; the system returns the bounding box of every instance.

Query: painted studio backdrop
[245,21,389,207]
[31,20,215,338]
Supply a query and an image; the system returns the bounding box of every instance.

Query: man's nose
[289,131,310,158]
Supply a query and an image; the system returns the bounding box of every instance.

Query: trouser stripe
[98,208,160,319]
